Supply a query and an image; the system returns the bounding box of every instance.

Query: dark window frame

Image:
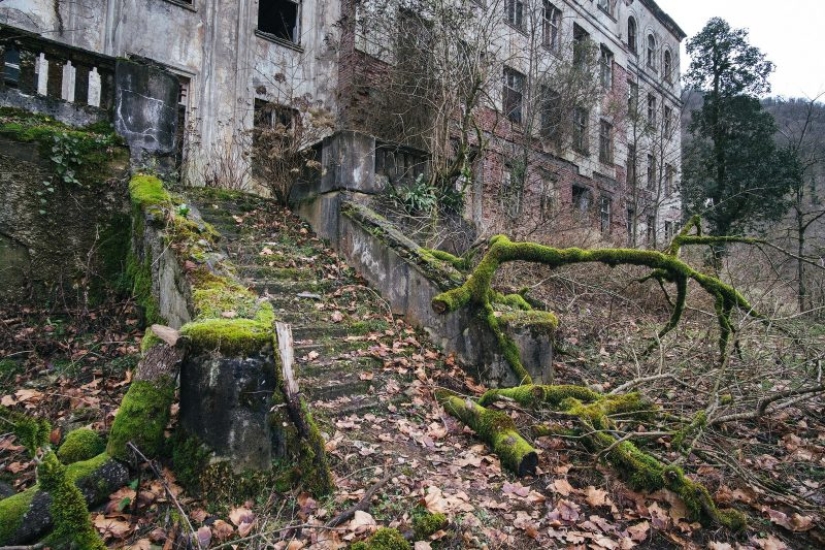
[258,0,302,46]
[503,67,525,124]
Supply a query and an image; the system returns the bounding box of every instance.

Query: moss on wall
[0,110,130,305]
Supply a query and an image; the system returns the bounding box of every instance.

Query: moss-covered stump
[107,340,183,462]
[436,390,538,477]
[0,452,128,546]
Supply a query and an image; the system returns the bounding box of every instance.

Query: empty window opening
[663,49,672,82]
[258,0,301,44]
[572,185,591,217]
[646,34,656,69]
[573,24,590,66]
[503,67,525,124]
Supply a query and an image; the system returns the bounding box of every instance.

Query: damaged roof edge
[639,0,687,41]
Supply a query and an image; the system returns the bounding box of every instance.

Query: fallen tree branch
[436,389,538,476]
[709,385,825,426]
[325,472,393,528]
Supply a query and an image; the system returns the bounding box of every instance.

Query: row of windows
[626,146,676,194]
[506,1,676,85]
[627,17,674,83]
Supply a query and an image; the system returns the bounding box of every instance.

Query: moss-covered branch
[432,232,765,380]
[472,384,746,530]
[435,389,538,476]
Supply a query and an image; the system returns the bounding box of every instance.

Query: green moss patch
[106,379,175,461]
[129,174,171,208]
[351,528,411,550]
[57,428,105,464]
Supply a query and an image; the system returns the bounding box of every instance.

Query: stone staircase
[186,188,413,420]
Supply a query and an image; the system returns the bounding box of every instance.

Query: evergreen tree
[682,18,800,239]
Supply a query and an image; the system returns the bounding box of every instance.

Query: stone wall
[0,128,129,304]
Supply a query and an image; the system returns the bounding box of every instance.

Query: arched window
[663,49,672,82]
[646,34,656,69]
[627,17,637,54]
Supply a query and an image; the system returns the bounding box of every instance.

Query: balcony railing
[0,25,115,111]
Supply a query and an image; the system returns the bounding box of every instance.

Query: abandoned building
[0,0,684,247]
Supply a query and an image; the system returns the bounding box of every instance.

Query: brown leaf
[127,539,152,550]
[331,311,344,323]
[626,521,649,542]
[584,486,611,508]
[212,519,234,540]
[229,506,255,527]
[93,514,133,540]
[550,478,575,496]
[238,521,255,537]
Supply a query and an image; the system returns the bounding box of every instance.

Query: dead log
[435,389,538,477]
[275,322,334,495]
[107,325,185,461]
[0,453,128,546]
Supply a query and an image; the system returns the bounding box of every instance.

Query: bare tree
[765,95,825,313]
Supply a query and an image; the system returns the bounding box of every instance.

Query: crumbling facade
[0,0,684,247]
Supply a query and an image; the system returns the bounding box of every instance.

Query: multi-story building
[0,0,684,247]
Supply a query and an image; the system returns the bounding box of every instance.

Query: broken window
[600,196,611,233]
[3,46,20,87]
[572,106,588,154]
[597,0,610,15]
[663,49,672,82]
[627,17,637,54]
[506,0,524,30]
[258,0,301,44]
[542,2,561,52]
[664,221,674,242]
[572,185,591,218]
[599,119,612,164]
[664,104,672,135]
[600,44,613,89]
[503,67,525,124]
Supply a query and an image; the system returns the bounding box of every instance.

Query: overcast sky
[654,0,825,101]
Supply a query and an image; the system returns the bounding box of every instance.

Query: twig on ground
[127,442,202,550]
[325,472,393,528]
